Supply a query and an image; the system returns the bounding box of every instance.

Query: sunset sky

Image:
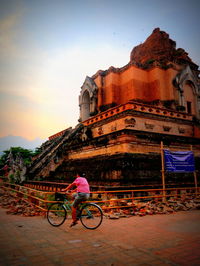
[0,0,199,141]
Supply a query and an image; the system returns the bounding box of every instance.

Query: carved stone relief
[98,126,103,135]
[125,118,136,128]
[178,127,185,134]
[111,125,117,132]
[163,126,171,132]
[145,123,154,130]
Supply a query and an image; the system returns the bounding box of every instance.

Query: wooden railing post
[161,141,166,202]
[190,145,198,197]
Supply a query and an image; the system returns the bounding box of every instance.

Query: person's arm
[70,188,77,193]
[61,182,76,192]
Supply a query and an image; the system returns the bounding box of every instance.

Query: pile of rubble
[1,187,200,219]
[104,197,200,219]
[0,189,43,216]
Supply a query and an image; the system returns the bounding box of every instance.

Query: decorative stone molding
[163,126,171,132]
[145,123,154,130]
[178,127,185,133]
[98,126,103,135]
[125,118,136,128]
[111,125,117,132]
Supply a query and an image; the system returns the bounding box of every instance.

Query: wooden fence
[0,182,199,213]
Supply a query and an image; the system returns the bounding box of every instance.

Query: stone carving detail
[178,127,185,134]
[98,126,103,135]
[125,118,136,128]
[163,126,171,132]
[145,123,154,130]
[81,127,92,141]
[111,125,117,132]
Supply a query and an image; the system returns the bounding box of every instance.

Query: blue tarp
[164,150,195,173]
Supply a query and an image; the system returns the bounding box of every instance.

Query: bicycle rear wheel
[47,203,67,226]
[80,203,103,230]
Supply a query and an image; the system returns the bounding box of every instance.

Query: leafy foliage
[145,59,155,65]
[0,146,39,168]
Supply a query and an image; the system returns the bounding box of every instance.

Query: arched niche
[79,76,98,122]
[183,80,196,115]
[174,65,200,118]
[81,90,90,121]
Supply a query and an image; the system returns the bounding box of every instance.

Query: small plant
[145,59,155,65]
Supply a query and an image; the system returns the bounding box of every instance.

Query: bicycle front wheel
[47,203,67,226]
[80,203,103,230]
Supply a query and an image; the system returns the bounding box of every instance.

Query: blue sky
[0,0,199,140]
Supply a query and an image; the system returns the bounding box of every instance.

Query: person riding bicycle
[61,173,90,227]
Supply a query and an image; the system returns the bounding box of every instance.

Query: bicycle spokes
[80,203,103,230]
[47,203,67,227]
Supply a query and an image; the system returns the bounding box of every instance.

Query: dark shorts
[72,192,90,208]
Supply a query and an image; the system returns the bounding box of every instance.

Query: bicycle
[47,192,103,230]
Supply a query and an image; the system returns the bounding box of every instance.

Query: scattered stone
[92,243,101,247]
[109,214,120,219]
[103,195,200,218]
[1,187,199,218]
[68,240,82,244]
[0,190,42,217]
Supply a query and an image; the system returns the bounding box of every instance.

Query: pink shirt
[73,177,90,193]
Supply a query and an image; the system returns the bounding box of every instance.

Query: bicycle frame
[62,198,72,212]
[61,197,88,214]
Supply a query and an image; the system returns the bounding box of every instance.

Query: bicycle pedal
[70,221,78,227]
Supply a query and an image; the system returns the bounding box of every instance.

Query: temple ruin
[27,28,200,186]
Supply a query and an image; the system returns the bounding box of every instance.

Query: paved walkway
[0,208,200,266]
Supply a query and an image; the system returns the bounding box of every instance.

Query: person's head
[77,172,86,177]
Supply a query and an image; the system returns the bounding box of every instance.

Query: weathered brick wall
[94,65,177,109]
[49,152,200,187]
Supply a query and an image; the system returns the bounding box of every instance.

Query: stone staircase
[27,123,83,179]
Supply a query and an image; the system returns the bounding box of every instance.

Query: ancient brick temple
[28,28,200,186]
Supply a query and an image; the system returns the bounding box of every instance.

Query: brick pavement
[0,208,200,266]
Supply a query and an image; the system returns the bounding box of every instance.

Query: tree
[0,147,35,168]
[0,147,41,183]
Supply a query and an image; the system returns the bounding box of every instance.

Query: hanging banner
[164,150,195,173]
